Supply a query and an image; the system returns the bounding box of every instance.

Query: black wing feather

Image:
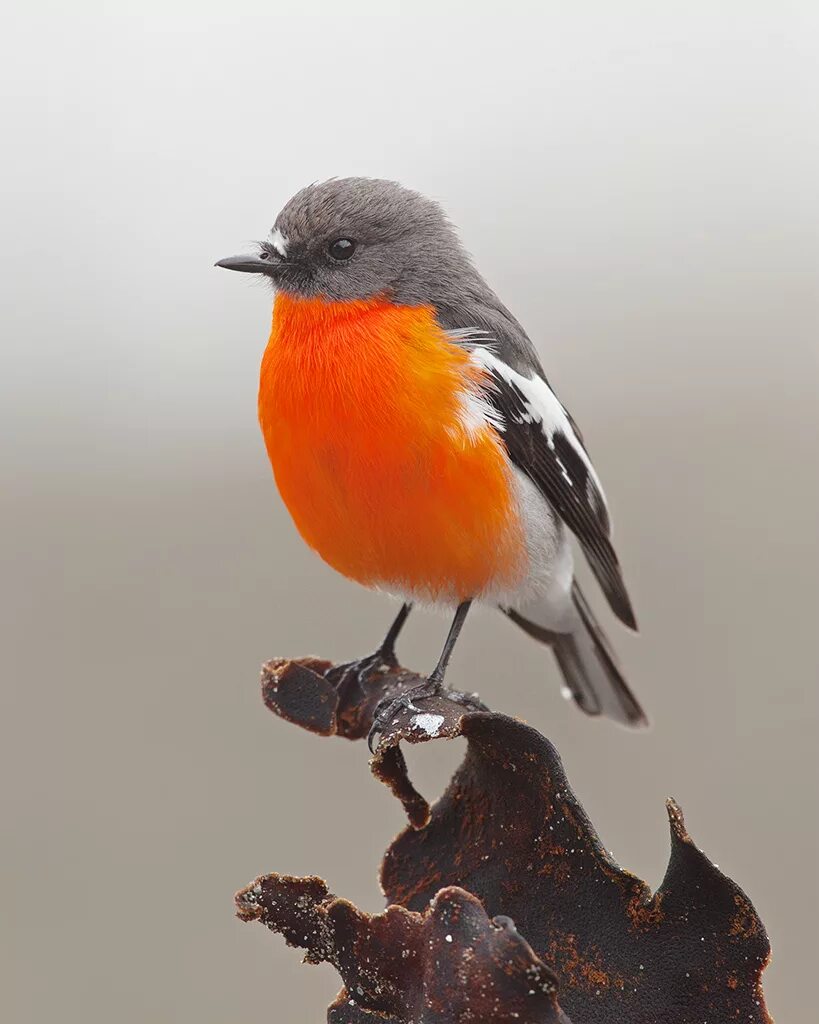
[486,369,638,630]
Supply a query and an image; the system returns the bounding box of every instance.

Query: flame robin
[217,177,646,747]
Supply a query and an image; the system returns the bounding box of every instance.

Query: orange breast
[258,293,526,602]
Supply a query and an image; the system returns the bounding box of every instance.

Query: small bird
[217,177,646,745]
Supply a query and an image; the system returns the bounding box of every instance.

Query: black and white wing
[469,346,638,630]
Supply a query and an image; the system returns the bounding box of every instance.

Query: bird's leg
[425,599,472,690]
[376,601,414,665]
[368,600,473,751]
[326,603,413,698]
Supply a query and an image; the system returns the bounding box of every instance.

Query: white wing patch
[269,227,288,257]
[468,347,608,510]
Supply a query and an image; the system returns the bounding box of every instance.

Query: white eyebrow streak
[269,227,288,257]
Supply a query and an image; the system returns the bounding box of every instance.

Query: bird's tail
[504,582,648,727]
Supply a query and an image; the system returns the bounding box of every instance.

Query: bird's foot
[367,677,486,753]
[368,678,443,753]
[325,649,398,704]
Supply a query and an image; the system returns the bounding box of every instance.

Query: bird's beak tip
[214,254,272,274]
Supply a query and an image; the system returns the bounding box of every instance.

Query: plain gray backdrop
[2,2,817,1020]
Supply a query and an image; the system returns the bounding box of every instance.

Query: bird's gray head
[216,177,474,305]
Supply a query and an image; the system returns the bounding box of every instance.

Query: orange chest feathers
[257,293,526,602]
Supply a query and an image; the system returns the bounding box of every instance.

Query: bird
[216,177,646,747]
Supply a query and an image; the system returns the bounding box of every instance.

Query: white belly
[482,468,575,629]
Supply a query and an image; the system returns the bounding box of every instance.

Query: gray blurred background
[2,2,817,1020]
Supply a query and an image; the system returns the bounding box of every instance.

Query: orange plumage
[219,177,646,731]
[258,294,527,602]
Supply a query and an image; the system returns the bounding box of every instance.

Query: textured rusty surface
[236,875,570,1023]
[258,656,774,1023]
[261,654,423,741]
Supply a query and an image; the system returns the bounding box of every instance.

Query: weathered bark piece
[254,656,773,1023]
[236,875,571,1023]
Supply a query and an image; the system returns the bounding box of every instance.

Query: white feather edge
[464,345,608,515]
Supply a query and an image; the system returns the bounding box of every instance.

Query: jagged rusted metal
[247,656,773,1023]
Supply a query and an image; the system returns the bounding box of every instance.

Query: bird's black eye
[328,238,356,261]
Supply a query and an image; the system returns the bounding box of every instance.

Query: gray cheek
[329,264,390,303]
[304,265,333,297]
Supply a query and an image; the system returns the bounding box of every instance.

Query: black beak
[215,253,278,274]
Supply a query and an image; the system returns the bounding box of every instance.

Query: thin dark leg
[368,600,474,752]
[427,600,472,686]
[327,603,414,695]
[377,602,413,664]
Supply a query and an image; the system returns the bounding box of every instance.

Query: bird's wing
[450,333,637,630]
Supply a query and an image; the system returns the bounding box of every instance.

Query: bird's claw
[367,678,445,753]
[325,650,397,702]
